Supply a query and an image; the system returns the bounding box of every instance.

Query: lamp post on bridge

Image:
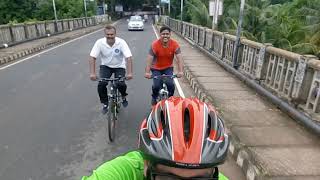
[232,0,245,69]
[180,0,183,21]
[83,0,95,26]
[84,0,88,26]
[168,0,170,15]
[84,0,89,18]
[52,0,58,33]
[52,0,58,21]
[159,0,161,16]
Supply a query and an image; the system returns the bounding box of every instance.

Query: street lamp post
[180,0,183,21]
[52,0,58,21]
[52,0,58,33]
[159,0,161,16]
[84,0,88,18]
[169,0,170,15]
[102,1,106,15]
[83,0,88,26]
[232,0,245,69]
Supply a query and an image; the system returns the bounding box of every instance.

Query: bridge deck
[170,31,320,180]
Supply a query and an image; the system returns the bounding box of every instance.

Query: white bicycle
[152,74,178,102]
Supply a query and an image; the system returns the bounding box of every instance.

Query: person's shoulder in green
[81,150,145,180]
[219,172,229,180]
[81,150,229,180]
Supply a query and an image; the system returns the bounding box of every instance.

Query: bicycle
[152,74,178,103]
[98,76,126,142]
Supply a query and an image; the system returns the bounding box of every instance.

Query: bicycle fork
[108,86,120,113]
[159,83,169,100]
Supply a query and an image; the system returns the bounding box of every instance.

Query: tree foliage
[217,0,319,56]
[0,0,37,24]
[1,0,319,56]
[0,0,98,24]
[166,0,319,56]
[185,0,211,27]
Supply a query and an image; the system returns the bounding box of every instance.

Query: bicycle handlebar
[98,77,126,82]
[151,74,178,79]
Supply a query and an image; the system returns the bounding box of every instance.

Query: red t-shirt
[149,39,181,70]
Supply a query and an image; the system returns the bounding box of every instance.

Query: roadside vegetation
[168,0,319,57]
[0,0,318,57]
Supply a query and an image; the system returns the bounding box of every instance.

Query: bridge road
[0,19,245,180]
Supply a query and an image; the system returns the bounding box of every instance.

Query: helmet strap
[212,167,219,178]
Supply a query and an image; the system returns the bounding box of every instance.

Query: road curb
[0,24,107,66]
[0,39,65,66]
[184,65,265,180]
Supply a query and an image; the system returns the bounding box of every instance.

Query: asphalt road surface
[0,19,245,180]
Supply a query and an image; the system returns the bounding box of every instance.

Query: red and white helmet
[139,97,229,168]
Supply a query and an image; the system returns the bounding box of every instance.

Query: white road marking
[0,21,118,70]
[152,25,185,98]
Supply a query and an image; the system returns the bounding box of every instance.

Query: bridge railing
[164,16,320,119]
[0,15,110,47]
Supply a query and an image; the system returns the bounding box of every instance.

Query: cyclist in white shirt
[89,25,133,114]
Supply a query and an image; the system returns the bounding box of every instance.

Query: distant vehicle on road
[143,14,148,22]
[127,15,144,31]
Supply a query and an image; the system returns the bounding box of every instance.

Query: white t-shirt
[90,37,132,69]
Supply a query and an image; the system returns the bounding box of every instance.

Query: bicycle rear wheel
[107,102,117,142]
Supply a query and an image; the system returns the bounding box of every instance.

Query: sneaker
[151,98,157,106]
[101,104,108,114]
[122,97,128,107]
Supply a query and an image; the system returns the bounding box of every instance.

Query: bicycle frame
[99,77,125,109]
[108,80,121,111]
[159,83,169,100]
[98,77,125,142]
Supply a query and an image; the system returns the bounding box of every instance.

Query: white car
[127,16,144,31]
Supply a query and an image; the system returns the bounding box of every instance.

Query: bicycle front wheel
[116,90,121,113]
[107,102,117,142]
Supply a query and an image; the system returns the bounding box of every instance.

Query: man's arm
[89,39,100,81]
[121,39,133,80]
[89,57,97,81]
[126,56,133,79]
[144,54,153,79]
[175,53,184,78]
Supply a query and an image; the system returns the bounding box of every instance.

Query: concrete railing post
[255,43,272,80]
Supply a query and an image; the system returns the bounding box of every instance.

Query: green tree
[105,0,145,12]
[218,0,240,32]
[33,0,55,21]
[185,0,211,27]
[292,0,320,56]
[0,0,99,24]
[120,0,145,10]
[150,0,318,56]
[0,0,38,24]
[271,0,293,4]
[56,0,86,18]
[217,0,318,56]
[218,0,272,41]
[263,3,304,51]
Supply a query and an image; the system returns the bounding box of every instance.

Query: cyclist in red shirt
[144,26,184,105]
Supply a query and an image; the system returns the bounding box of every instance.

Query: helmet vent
[206,114,212,138]
[150,117,158,136]
[160,110,168,135]
[184,109,191,142]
